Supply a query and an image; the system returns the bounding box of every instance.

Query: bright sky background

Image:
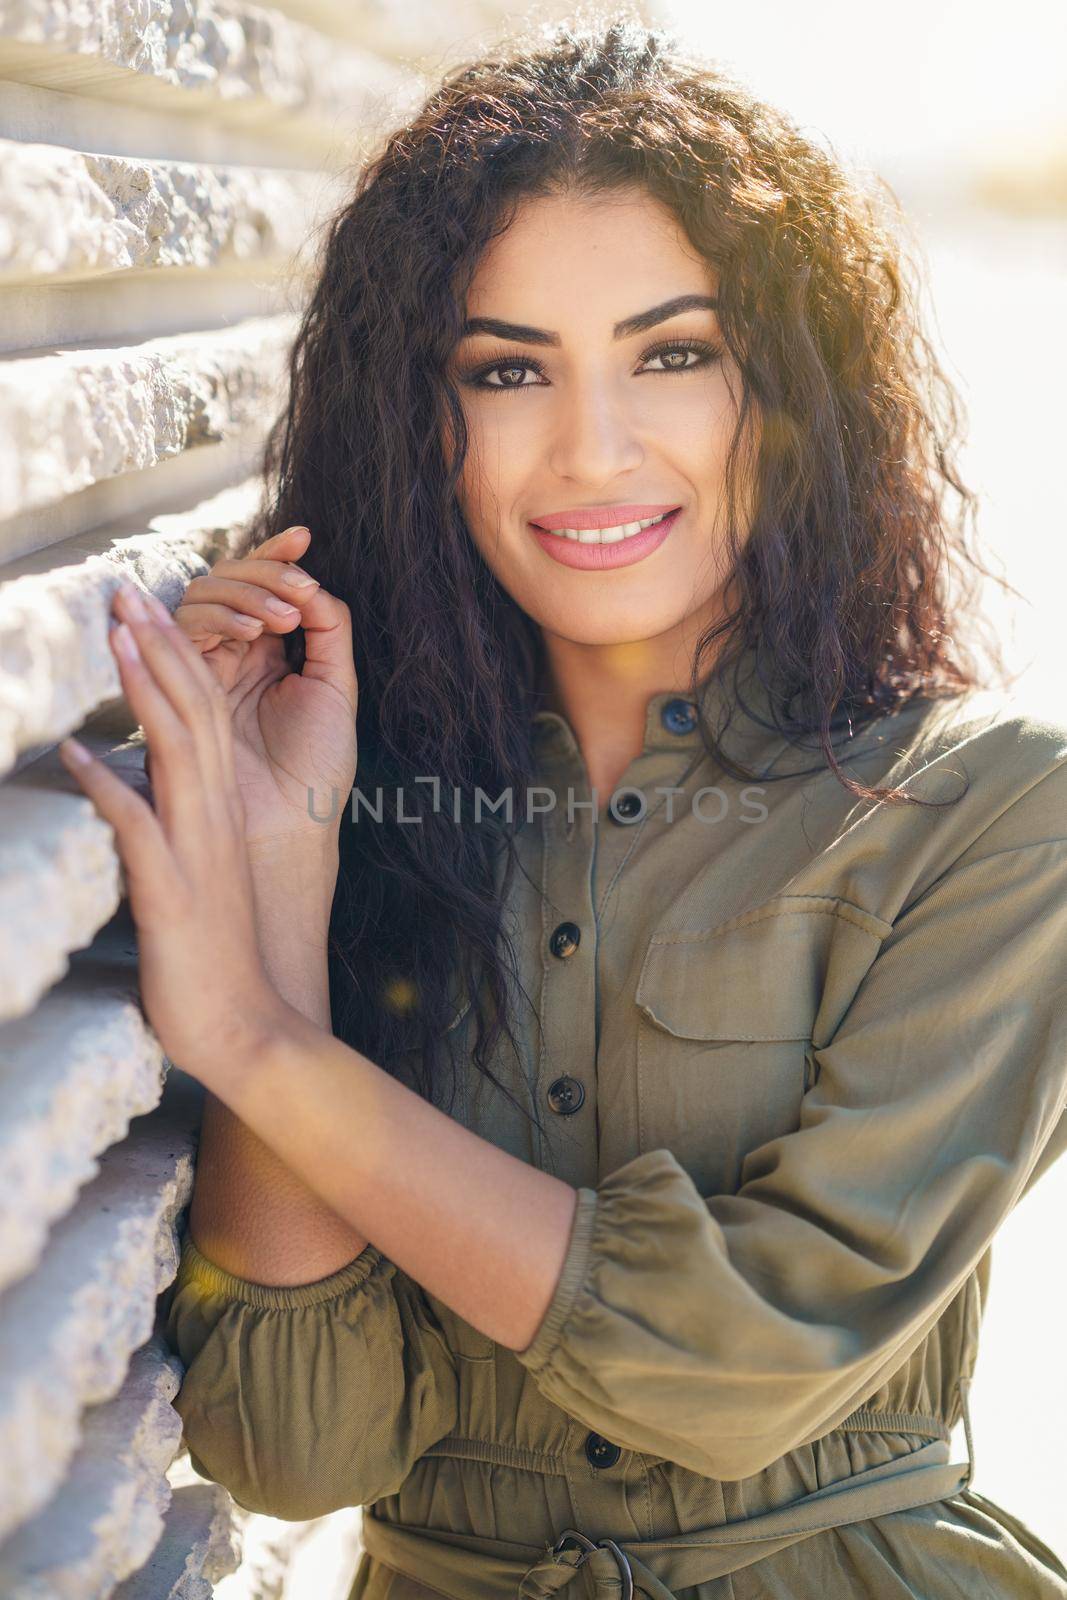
[654,0,1067,196]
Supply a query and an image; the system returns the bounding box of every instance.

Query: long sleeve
[160,1225,459,1520]
[515,814,1067,1482]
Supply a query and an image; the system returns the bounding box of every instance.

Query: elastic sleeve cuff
[174,1230,386,1310]
[515,1185,598,1374]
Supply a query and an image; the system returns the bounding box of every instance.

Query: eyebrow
[460,293,720,346]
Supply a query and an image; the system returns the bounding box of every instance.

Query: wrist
[191,983,304,1101]
[200,992,318,1111]
[246,838,339,918]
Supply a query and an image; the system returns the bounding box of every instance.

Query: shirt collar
[531,639,797,763]
[528,637,894,780]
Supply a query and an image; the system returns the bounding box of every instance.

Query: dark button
[608,789,644,825]
[661,697,697,735]
[549,921,581,958]
[585,1432,621,1469]
[547,1075,585,1115]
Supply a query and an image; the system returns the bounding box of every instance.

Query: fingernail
[236,613,264,632]
[113,622,140,660]
[119,584,148,620]
[59,736,92,765]
[280,569,319,589]
[265,597,300,617]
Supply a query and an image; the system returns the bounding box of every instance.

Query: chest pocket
[634,895,889,1196]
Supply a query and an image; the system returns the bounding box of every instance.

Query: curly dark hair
[243,13,1012,1129]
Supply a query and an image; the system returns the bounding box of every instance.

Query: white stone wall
[0,2,580,1594]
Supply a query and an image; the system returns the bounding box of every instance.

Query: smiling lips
[528,504,682,571]
[531,503,680,535]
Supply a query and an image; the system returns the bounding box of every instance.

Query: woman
[58,18,1067,1600]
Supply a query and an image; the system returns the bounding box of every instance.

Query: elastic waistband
[361,1379,976,1600]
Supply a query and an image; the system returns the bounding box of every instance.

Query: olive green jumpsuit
[162,642,1067,1598]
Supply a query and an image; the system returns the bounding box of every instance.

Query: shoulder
[901,674,1065,795]
[857,676,1067,876]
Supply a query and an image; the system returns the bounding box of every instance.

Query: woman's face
[448,186,754,650]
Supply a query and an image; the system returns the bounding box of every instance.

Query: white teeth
[544,511,673,543]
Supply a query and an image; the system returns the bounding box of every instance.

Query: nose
[546,375,644,485]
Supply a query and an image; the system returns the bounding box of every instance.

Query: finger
[183,558,319,603]
[56,736,176,924]
[134,590,244,800]
[136,590,246,812]
[173,601,266,643]
[293,584,357,702]
[178,572,315,631]
[146,589,282,803]
[111,590,233,835]
[248,523,311,560]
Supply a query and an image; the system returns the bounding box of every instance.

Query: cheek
[635,377,734,490]
[456,401,537,519]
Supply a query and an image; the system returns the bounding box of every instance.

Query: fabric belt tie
[360,1380,975,1600]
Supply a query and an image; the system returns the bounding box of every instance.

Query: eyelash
[461,336,723,394]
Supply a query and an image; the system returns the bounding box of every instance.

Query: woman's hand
[57,582,293,1084]
[166,524,357,869]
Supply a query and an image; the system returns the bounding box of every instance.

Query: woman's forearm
[186,850,374,1286]
[202,999,579,1352]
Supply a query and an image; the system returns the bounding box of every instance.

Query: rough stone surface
[0,1336,184,1598]
[111,1483,240,1600]
[0,1078,200,1543]
[0,0,413,132]
[0,139,328,283]
[0,785,120,1023]
[0,475,262,774]
[160,1488,364,1600]
[0,0,396,114]
[0,962,165,1293]
[265,0,576,65]
[0,314,293,521]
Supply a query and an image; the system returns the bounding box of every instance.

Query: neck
[535,601,728,800]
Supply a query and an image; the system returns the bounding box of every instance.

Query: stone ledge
[0,785,120,1024]
[111,1482,240,1600]
[0,314,293,522]
[0,475,261,774]
[0,0,415,142]
[0,140,333,286]
[0,1079,200,1542]
[0,960,165,1292]
[266,0,583,62]
[268,0,512,56]
[0,1337,183,1598]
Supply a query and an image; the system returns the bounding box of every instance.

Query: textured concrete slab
[0,1084,200,1542]
[110,1482,240,1600]
[0,475,261,772]
[0,965,165,1291]
[0,315,292,521]
[0,0,413,140]
[0,140,327,285]
[0,1337,183,1598]
[0,786,120,1023]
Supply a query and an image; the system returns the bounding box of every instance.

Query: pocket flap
[635,895,889,1044]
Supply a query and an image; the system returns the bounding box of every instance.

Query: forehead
[463,188,719,324]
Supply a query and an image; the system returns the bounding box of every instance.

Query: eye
[462,353,549,392]
[637,338,722,374]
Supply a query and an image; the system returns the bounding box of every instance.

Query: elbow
[184,1444,351,1522]
[175,1389,442,1519]
[183,1431,391,1521]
